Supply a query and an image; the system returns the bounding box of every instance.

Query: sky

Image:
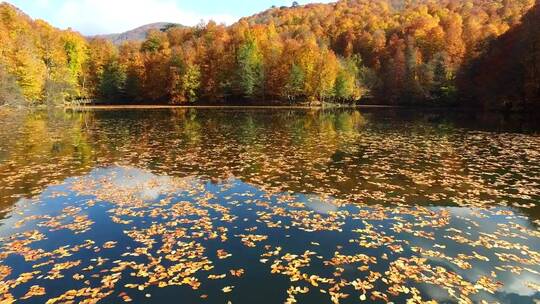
[6,0,334,36]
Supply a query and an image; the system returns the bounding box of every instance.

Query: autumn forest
[0,0,539,109]
[1,1,540,303]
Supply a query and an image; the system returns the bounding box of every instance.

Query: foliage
[458,2,540,110]
[236,36,264,98]
[285,64,305,102]
[0,3,86,105]
[169,54,201,104]
[334,56,365,102]
[99,58,126,99]
[0,64,24,105]
[0,0,537,107]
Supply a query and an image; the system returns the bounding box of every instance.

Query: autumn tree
[85,39,116,98]
[62,31,88,95]
[334,56,366,102]
[0,64,24,105]
[119,41,144,101]
[1,0,537,106]
[169,51,201,103]
[140,30,171,101]
[384,35,407,102]
[459,1,539,109]
[314,48,339,102]
[196,22,234,102]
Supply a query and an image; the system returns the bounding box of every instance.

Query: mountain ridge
[93,22,183,44]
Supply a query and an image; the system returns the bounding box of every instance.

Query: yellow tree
[61,30,88,97]
[85,39,116,98]
[297,37,321,101]
[315,48,339,102]
[0,3,46,102]
[13,38,46,102]
[441,12,465,71]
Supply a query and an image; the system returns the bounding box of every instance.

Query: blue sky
[6,0,334,35]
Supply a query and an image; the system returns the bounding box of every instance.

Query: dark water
[0,108,539,304]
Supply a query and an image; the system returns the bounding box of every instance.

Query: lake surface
[0,107,539,303]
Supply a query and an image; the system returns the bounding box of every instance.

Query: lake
[0,107,539,303]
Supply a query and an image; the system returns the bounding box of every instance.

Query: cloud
[9,0,338,35]
[49,0,237,35]
[302,194,339,214]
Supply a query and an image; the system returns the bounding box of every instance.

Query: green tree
[169,54,201,104]
[141,30,168,53]
[99,58,126,100]
[285,63,305,102]
[334,56,365,102]
[237,37,264,98]
[430,52,456,102]
[183,64,201,103]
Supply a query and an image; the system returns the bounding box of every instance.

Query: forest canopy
[0,0,538,109]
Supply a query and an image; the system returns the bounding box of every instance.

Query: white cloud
[8,0,338,35]
[50,0,237,35]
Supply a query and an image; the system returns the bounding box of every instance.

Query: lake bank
[63,104,400,110]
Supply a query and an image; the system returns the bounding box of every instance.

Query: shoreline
[7,103,536,113]
[63,104,403,110]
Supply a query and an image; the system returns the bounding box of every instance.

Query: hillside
[459,2,540,110]
[0,2,87,104]
[0,0,538,108]
[94,22,182,45]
